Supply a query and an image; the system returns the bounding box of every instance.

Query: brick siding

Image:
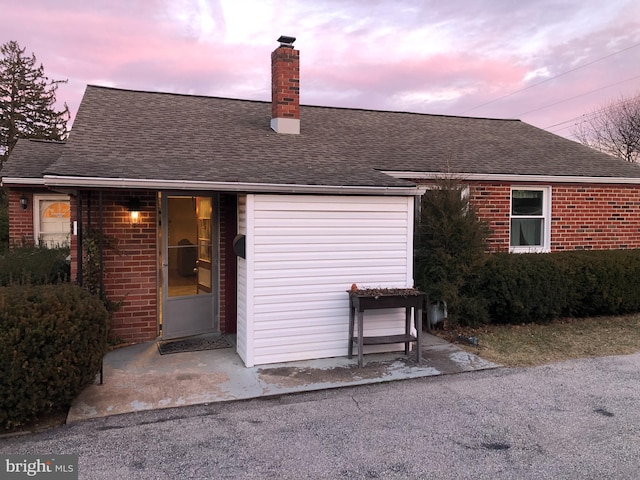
[7,190,35,245]
[70,191,158,343]
[466,181,640,252]
[66,191,237,343]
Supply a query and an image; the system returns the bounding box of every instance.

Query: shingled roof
[6,84,640,191]
[1,139,65,183]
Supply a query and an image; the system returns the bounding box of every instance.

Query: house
[3,139,69,247]
[4,37,640,366]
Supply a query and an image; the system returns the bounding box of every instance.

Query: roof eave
[383,171,640,185]
[42,175,425,196]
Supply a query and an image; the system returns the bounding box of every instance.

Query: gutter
[1,177,46,186]
[382,171,640,185]
[42,175,426,196]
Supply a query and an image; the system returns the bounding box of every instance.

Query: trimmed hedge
[0,245,70,286]
[0,284,109,430]
[457,250,640,326]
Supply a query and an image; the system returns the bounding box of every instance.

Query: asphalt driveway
[2,353,639,479]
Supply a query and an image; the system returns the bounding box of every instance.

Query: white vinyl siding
[239,194,415,366]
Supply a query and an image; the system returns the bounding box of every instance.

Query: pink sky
[5,0,640,140]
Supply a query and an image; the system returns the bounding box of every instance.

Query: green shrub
[558,250,640,317]
[414,178,490,326]
[0,284,109,430]
[0,245,70,286]
[465,253,571,325]
[459,250,640,326]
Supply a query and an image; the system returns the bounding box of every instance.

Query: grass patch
[436,314,640,367]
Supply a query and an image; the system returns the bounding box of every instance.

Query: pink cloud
[3,0,639,137]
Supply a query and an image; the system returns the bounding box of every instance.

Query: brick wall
[271,45,300,120]
[70,190,158,343]
[7,189,35,245]
[550,184,640,250]
[66,191,239,343]
[466,181,640,252]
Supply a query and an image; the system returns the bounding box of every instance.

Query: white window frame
[509,186,551,253]
[33,194,71,247]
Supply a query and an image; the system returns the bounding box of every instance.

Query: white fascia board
[1,177,46,186]
[43,175,425,196]
[382,171,640,185]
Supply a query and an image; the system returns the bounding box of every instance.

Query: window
[34,194,71,247]
[510,187,551,253]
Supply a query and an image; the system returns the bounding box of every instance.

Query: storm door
[160,194,217,339]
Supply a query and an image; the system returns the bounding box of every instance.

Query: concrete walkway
[67,334,499,423]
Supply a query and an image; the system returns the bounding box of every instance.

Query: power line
[515,74,640,117]
[545,96,637,132]
[459,40,640,115]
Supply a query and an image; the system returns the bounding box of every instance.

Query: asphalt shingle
[8,85,640,187]
[2,139,65,179]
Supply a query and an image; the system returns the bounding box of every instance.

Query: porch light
[127,197,141,224]
[20,194,28,210]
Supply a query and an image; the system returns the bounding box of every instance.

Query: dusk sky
[5,0,640,140]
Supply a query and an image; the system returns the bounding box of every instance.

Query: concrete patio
[67,333,499,424]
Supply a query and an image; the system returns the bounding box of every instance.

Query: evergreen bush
[0,245,70,285]
[0,284,109,430]
[413,178,490,326]
[459,250,640,325]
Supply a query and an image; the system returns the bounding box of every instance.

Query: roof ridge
[23,138,66,145]
[85,84,521,123]
[301,102,522,122]
[86,84,269,106]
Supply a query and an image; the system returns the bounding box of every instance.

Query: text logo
[1,455,78,479]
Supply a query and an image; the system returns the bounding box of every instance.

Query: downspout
[98,191,104,300]
[76,193,83,286]
[87,192,92,229]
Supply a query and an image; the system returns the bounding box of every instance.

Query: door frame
[158,192,220,339]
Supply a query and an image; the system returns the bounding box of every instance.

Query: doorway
[159,194,218,339]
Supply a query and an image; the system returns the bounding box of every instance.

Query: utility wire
[459,40,640,115]
[545,96,637,132]
[516,74,640,117]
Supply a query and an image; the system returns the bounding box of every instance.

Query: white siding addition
[237,194,415,366]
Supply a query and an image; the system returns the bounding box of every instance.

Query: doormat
[157,335,232,355]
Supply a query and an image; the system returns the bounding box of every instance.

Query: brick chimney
[271,36,300,134]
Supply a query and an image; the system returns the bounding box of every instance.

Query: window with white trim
[510,187,551,253]
[33,194,71,247]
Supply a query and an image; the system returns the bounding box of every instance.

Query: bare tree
[572,92,640,163]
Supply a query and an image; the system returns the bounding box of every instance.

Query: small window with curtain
[510,188,550,252]
[34,194,71,247]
